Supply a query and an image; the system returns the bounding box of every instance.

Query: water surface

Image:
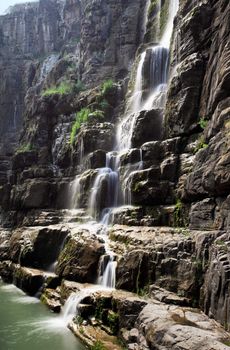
[0,281,85,350]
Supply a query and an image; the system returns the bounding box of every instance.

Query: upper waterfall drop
[116,0,179,151]
[160,0,179,48]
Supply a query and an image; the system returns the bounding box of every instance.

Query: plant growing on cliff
[16,143,33,154]
[101,79,114,95]
[91,341,106,350]
[199,117,208,130]
[107,311,119,335]
[73,80,86,94]
[173,199,183,227]
[70,108,91,145]
[70,107,105,145]
[194,135,208,153]
[42,81,72,96]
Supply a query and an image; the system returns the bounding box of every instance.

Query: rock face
[0,0,230,348]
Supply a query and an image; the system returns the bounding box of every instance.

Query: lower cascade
[0,0,230,349]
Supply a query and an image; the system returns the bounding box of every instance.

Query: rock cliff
[0,0,230,349]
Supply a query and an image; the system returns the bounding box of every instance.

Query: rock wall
[0,0,230,346]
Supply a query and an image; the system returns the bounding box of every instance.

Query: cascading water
[62,0,179,321]
[98,255,117,288]
[39,53,59,83]
[88,152,120,221]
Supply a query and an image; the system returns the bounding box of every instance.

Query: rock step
[0,261,60,296]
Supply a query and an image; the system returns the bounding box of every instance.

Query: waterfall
[88,152,120,220]
[61,286,102,324]
[116,0,179,148]
[160,0,179,48]
[142,46,169,110]
[98,255,117,288]
[116,52,146,151]
[69,176,81,209]
[65,0,179,296]
[39,53,59,83]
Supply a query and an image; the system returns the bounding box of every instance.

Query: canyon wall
[0,0,230,348]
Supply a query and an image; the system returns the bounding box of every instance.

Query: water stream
[0,281,85,350]
[62,0,179,320]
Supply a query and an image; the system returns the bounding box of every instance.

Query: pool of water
[0,281,85,350]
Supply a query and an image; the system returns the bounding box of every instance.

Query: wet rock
[56,229,105,283]
[165,53,205,137]
[8,225,69,270]
[131,109,163,148]
[41,288,61,313]
[13,265,46,296]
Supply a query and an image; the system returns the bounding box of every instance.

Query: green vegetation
[91,341,107,350]
[42,81,73,96]
[222,339,230,347]
[74,315,84,325]
[194,136,208,153]
[199,117,208,130]
[101,79,114,95]
[137,286,149,298]
[174,199,183,227]
[107,311,119,334]
[42,79,85,96]
[70,108,91,145]
[215,240,228,252]
[90,110,105,119]
[70,107,105,145]
[99,99,110,110]
[16,143,33,154]
[73,80,85,94]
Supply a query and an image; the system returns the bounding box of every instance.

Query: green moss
[148,0,158,17]
[160,0,170,37]
[42,81,73,96]
[95,298,108,320]
[194,135,208,153]
[107,311,119,335]
[173,199,183,227]
[221,339,230,346]
[16,143,34,154]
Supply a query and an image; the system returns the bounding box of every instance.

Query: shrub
[101,79,114,95]
[70,108,90,145]
[199,117,208,130]
[42,81,72,96]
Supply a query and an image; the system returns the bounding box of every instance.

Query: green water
[0,281,85,350]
